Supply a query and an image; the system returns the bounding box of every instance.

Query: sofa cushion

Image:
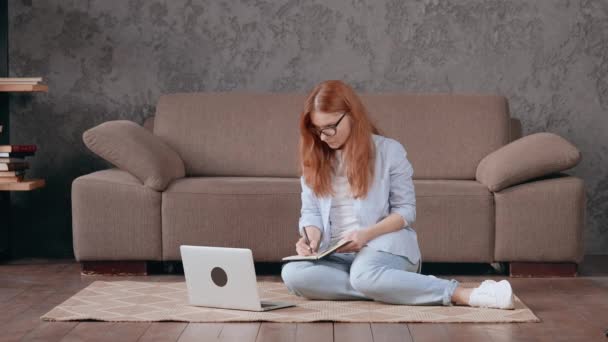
[71,169,162,261]
[153,92,510,179]
[161,177,301,261]
[476,132,582,192]
[414,180,495,262]
[160,177,494,262]
[83,120,185,191]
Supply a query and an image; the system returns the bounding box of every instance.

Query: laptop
[179,245,296,312]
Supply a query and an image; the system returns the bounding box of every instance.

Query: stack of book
[0,145,36,184]
[0,77,44,85]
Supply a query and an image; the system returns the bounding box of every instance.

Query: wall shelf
[0,84,48,92]
[0,178,45,191]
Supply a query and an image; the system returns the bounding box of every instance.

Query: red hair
[299,80,382,199]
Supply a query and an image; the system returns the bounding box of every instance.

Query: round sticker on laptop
[211,266,228,287]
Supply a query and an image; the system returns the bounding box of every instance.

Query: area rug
[41,280,540,323]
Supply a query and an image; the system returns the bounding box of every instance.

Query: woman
[281,80,515,309]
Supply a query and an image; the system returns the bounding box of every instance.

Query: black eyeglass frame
[310,112,348,137]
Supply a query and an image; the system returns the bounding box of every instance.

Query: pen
[302,228,314,254]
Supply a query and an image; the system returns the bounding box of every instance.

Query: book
[0,175,23,183]
[0,158,25,163]
[0,81,41,85]
[281,239,353,261]
[0,162,29,171]
[0,170,25,177]
[0,152,35,158]
[0,145,37,153]
[0,77,43,83]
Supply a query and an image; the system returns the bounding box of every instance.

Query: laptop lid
[179,245,264,311]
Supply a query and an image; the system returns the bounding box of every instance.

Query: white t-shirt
[329,150,361,246]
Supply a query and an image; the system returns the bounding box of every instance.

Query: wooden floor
[1,256,607,342]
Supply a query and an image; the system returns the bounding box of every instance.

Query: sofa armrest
[83,120,185,191]
[476,132,581,192]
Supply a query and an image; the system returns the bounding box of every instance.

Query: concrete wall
[7,0,607,257]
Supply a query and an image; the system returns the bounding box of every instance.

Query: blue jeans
[281,246,460,306]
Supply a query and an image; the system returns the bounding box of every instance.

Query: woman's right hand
[295,226,322,256]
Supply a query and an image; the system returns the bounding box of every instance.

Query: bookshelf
[0,78,47,260]
[0,81,47,191]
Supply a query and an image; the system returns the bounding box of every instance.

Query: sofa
[72,92,585,277]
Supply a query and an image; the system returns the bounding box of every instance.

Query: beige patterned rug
[41,280,540,323]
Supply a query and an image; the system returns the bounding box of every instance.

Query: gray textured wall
[7,0,607,258]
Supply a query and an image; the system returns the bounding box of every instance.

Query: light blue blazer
[298,134,422,265]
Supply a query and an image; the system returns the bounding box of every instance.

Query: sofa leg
[81,261,149,276]
[509,262,578,277]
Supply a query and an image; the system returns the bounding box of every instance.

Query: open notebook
[281,239,353,261]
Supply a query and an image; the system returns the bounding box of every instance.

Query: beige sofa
[72,92,585,277]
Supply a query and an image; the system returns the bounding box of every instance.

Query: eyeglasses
[310,112,347,137]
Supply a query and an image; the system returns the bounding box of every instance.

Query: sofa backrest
[510,117,522,142]
[153,92,510,179]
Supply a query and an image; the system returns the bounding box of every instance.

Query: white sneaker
[469,279,515,310]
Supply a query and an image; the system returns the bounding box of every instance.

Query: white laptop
[179,245,296,312]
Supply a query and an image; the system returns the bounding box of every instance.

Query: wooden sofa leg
[509,262,578,277]
[81,261,148,276]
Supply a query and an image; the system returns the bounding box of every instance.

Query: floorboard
[137,322,187,342]
[334,323,373,342]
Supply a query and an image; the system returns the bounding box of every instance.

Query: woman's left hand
[336,229,371,253]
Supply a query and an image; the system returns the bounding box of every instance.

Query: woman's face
[310,110,352,150]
